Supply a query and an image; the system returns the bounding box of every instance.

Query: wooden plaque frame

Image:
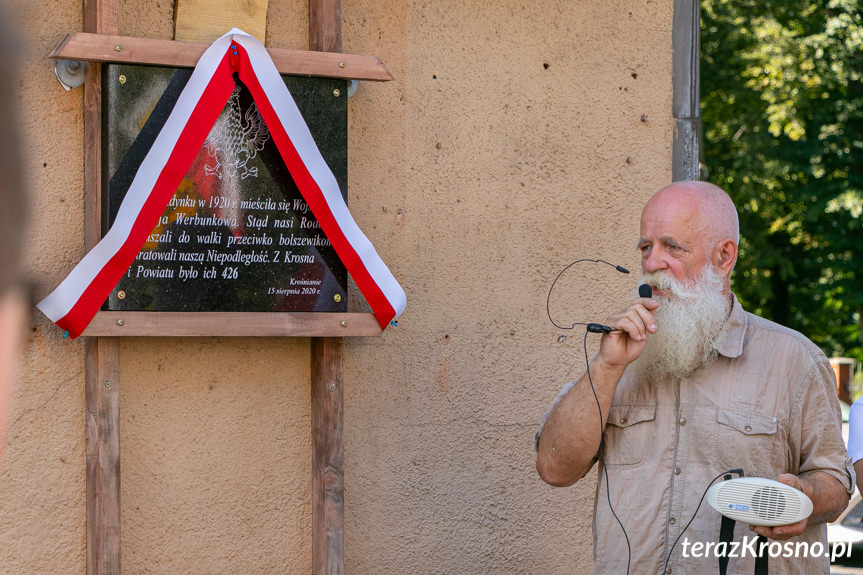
[57,25,392,339]
[67,1,389,572]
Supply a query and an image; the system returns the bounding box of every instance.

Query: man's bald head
[648,181,739,246]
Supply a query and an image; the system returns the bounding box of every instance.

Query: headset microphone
[547,259,632,331]
[546,258,655,334]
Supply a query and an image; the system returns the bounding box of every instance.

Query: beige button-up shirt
[543,295,854,574]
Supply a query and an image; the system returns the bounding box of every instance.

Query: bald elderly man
[535,182,853,574]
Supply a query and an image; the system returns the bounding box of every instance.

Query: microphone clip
[586,323,613,334]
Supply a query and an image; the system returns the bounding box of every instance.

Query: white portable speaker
[706,477,813,527]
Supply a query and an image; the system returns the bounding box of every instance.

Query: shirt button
[620,418,628,425]
[678,417,686,426]
[674,467,681,475]
[744,425,752,433]
[669,517,676,525]
[666,569,672,575]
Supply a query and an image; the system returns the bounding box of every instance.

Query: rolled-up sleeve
[795,357,855,495]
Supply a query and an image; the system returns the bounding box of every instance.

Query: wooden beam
[309,0,341,53]
[80,311,382,337]
[85,338,121,575]
[174,0,269,44]
[84,0,118,40]
[50,33,393,81]
[310,337,344,575]
[310,1,345,572]
[84,1,120,574]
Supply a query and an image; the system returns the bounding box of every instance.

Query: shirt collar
[714,292,747,359]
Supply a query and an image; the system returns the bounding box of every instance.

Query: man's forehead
[644,185,703,213]
[640,191,703,235]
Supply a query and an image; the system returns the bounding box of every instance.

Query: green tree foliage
[701,0,863,360]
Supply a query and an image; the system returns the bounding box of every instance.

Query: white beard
[632,266,731,383]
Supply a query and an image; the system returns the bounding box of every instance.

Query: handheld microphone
[638,283,653,299]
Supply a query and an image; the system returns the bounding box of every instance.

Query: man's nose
[642,250,668,274]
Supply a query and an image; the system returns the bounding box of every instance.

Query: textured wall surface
[341,2,673,573]
[0,0,673,573]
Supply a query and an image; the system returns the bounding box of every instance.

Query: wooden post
[85,338,121,575]
[174,0,269,44]
[310,338,344,575]
[309,5,344,573]
[309,0,342,53]
[83,1,120,573]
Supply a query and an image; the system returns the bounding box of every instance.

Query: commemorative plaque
[101,64,349,313]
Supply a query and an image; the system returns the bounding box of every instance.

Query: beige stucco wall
[0,0,673,573]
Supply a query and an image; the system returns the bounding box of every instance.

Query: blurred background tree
[701,0,863,361]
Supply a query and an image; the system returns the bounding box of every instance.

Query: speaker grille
[751,486,786,521]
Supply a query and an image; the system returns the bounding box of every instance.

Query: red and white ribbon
[38,28,406,337]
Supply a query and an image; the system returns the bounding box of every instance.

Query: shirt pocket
[716,408,779,477]
[602,404,656,466]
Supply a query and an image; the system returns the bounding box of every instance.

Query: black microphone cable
[662,468,744,573]
[546,257,635,574]
[583,328,632,575]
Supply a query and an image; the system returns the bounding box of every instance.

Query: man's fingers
[632,304,657,333]
[776,473,804,492]
[606,302,656,341]
[611,316,645,341]
[618,310,650,341]
[623,309,648,340]
[748,518,807,541]
[773,518,807,538]
[636,297,660,310]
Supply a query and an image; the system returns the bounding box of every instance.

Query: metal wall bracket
[54,59,87,90]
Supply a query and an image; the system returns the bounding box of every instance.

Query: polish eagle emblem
[203,85,270,180]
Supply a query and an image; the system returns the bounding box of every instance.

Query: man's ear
[713,239,738,275]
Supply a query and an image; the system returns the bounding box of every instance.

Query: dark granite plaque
[102,64,348,313]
